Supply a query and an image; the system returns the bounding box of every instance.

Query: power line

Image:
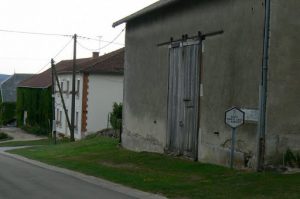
[35,37,73,74]
[77,28,125,52]
[100,28,125,49]
[0,28,124,45]
[0,28,124,73]
[77,41,97,52]
[52,38,74,59]
[0,57,48,61]
[0,28,72,37]
[35,61,51,74]
[77,35,124,46]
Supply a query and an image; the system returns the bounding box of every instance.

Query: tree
[110,102,122,130]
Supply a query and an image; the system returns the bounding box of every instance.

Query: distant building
[0,74,10,84]
[0,73,33,125]
[113,0,300,168]
[55,48,124,139]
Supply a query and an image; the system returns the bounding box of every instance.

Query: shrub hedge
[110,102,122,130]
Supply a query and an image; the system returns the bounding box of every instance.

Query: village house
[55,48,124,139]
[0,73,33,125]
[17,69,52,134]
[113,0,300,168]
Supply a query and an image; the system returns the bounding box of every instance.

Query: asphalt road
[0,153,136,199]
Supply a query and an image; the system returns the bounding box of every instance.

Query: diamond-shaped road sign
[225,107,245,128]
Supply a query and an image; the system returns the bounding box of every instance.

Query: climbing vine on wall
[0,102,16,125]
[16,87,52,135]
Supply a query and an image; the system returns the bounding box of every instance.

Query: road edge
[0,151,167,199]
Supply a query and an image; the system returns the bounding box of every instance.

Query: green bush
[297,153,300,168]
[22,125,49,136]
[110,102,122,130]
[284,148,300,168]
[0,132,9,140]
[0,132,12,141]
[0,102,16,125]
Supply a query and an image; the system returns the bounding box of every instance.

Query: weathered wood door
[167,40,201,160]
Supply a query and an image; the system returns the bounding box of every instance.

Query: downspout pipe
[257,0,271,171]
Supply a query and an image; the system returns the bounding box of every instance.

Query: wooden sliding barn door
[167,40,201,160]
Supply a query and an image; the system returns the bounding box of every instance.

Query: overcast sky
[0,0,158,75]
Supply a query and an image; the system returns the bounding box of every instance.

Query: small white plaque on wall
[241,108,259,123]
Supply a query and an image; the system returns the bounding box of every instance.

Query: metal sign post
[225,107,245,168]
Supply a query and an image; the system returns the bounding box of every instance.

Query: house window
[59,111,62,127]
[66,80,70,96]
[55,82,59,93]
[56,108,59,122]
[75,111,79,131]
[66,109,69,133]
[76,79,80,96]
[56,109,62,126]
[61,81,64,92]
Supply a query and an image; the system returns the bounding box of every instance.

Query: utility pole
[70,34,77,142]
[257,0,271,171]
[51,59,56,144]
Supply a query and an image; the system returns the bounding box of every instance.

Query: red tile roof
[18,69,52,88]
[56,48,124,74]
[18,48,124,89]
[83,48,124,74]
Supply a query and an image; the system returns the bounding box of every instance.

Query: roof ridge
[0,73,31,86]
[82,48,124,72]
[18,69,50,87]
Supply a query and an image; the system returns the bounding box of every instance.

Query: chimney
[92,52,99,58]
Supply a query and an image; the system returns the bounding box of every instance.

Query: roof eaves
[86,71,124,76]
[112,0,178,27]
[0,75,13,87]
[18,85,51,89]
[56,71,84,75]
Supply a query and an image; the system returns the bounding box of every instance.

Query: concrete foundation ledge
[198,143,255,169]
[122,129,164,153]
[0,151,167,199]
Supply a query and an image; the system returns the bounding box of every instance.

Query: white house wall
[55,73,83,140]
[86,74,123,134]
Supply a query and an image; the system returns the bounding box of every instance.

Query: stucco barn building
[114,0,300,168]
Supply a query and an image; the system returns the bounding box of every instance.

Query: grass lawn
[0,138,68,147]
[7,137,300,199]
